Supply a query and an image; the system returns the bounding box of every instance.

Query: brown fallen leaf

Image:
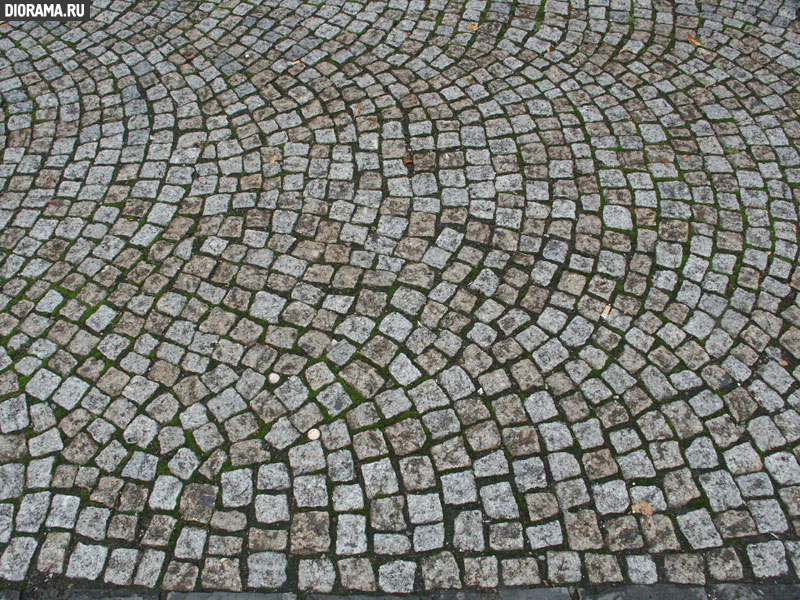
[601,304,612,319]
[682,156,690,162]
[660,157,670,166]
[270,154,279,163]
[632,501,654,517]
[780,360,789,366]
[291,59,301,65]
[403,156,413,166]
[687,33,702,46]
[355,105,362,116]
[467,23,479,31]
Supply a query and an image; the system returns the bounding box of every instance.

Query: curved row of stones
[1,0,800,592]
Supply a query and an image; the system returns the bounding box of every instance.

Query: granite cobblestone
[1,0,800,593]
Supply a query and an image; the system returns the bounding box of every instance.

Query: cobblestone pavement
[1,0,800,593]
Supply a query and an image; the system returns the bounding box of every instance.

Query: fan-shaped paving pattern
[1,0,800,592]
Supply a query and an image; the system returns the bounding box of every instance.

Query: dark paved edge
[578,583,800,599]
[17,586,800,600]
[707,584,800,600]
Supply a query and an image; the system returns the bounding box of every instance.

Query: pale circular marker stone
[307,428,321,441]
[268,373,280,384]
